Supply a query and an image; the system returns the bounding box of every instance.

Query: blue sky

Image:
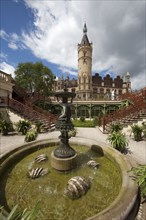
[0,0,145,90]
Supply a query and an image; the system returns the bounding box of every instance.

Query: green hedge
[72,119,95,127]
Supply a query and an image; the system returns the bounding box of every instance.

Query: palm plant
[16,120,31,135]
[0,119,12,135]
[107,131,128,153]
[25,130,38,142]
[131,124,143,141]
[110,123,122,133]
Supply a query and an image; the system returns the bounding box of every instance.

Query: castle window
[93,88,97,94]
[100,88,104,94]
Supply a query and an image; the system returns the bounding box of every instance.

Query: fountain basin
[0,138,139,220]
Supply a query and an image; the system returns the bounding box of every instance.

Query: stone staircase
[103,92,146,133]
[116,111,146,127]
[5,98,58,132]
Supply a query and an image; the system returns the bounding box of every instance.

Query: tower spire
[83,22,87,34]
[79,23,91,47]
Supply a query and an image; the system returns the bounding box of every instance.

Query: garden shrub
[131,165,146,199]
[107,131,128,153]
[80,116,85,122]
[131,124,143,141]
[93,117,99,126]
[0,119,13,135]
[16,120,31,135]
[25,130,38,142]
[110,123,122,133]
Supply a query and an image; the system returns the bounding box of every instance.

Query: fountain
[0,81,140,219]
[51,81,77,171]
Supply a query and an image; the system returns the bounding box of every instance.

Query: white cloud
[58,66,77,76]
[1,30,26,50]
[8,42,18,50]
[0,52,8,61]
[131,72,146,90]
[0,62,15,78]
[0,30,9,40]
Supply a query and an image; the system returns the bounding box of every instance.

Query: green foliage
[80,116,85,122]
[35,121,43,133]
[16,120,31,135]
[110,123,122,133]
[142,122,146,138]
[72,119,95,127]
[131,165,146,198]
[0,119,12,135]
[25,130,38,142]
[68,129,77,138]
[0,203,39,220]
[93,117,99,126]
[131,124,143,141]
[107,131,128,153]
[14,62,55,97]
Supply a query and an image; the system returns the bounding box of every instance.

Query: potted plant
[25,129,38,142]
[110,123,122,133]
[131,124,143,141]
[107,131,128,153]
[0,119,12,135]
[16,120,31,135]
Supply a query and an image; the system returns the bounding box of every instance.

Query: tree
[14,62,55,97]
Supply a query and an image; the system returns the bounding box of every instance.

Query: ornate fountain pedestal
[51,151,77,171]
[50,82,77,171]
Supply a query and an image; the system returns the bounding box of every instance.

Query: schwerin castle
[0,23,133,119]
[53,23,131,101]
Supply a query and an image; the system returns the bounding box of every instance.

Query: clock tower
[77,23,92,100]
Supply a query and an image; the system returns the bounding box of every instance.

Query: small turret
[123,71,131,93]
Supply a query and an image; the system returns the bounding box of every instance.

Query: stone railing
[2,97,58,128]
[0,71,11,82]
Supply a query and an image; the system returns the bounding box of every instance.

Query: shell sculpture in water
[28,167,48,179]
[87,160,100,169]
[64,176,91,199]
[34,154,48,163]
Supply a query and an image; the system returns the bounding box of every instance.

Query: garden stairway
[103,92,146,133]
[4,98,58,132]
